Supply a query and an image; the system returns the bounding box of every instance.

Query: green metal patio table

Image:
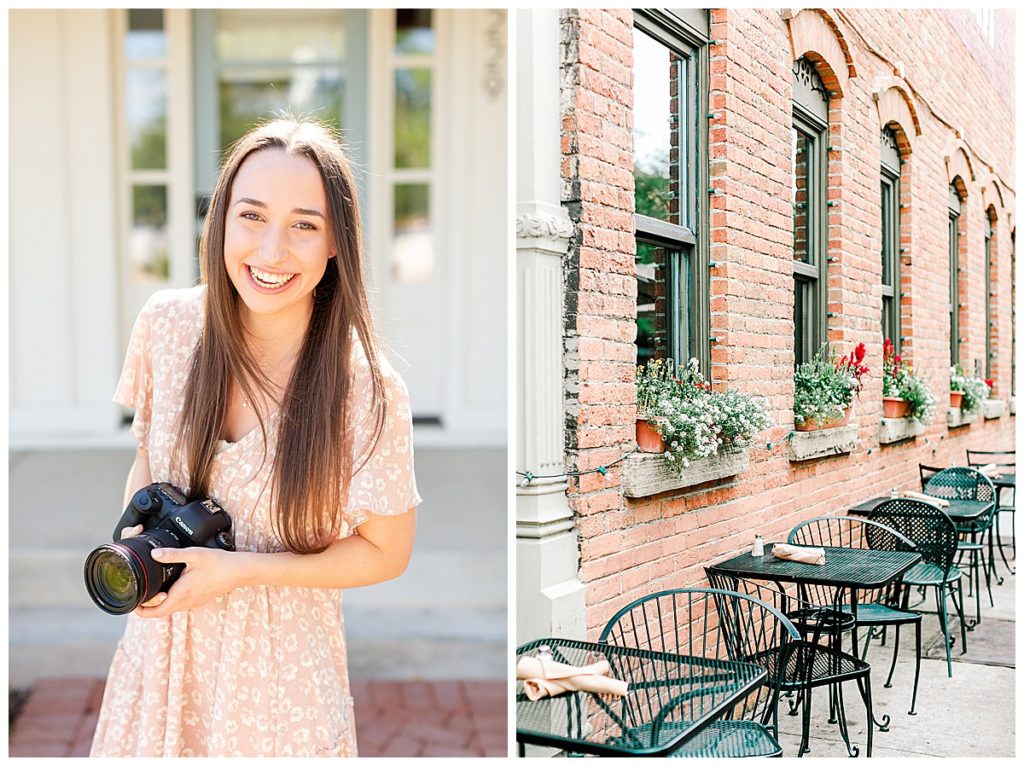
[515,637,766,757]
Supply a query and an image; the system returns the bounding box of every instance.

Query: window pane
[633,29,680,225]
[396,9,434,55]
[394,69,431,168]
[218,67,343,151]
[393,184,433,283]
[881,181,892,285]
[126,9,166,60]
[215,10,345,63]
[793,128,812,263]
[127,69,167,170]
[635,242,687,366]
[794,278,813,367]
[130,185,169,283]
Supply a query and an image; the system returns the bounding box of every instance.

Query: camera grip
[111,486,163,542]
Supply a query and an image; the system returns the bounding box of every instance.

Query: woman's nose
[260,225,288,263]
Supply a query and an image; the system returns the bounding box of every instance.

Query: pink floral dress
[90,287,421,757]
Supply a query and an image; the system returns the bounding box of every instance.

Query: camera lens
[84,530,180,615]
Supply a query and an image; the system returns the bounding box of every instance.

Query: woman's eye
[240,211,262,222]
[294,221,317,231]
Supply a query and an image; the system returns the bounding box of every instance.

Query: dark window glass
[949,189,961,366]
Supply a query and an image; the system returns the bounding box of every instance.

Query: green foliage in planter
[793,342,867,427]
[636,358,771,471]
[950,363,990,414]
[882,338,936,423]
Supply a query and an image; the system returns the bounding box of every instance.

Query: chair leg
[833,682,857,758]
[857,675,875,759]
[799,686,812,757]
[953,580,968,655]
[884,624,901,688]
[909,618,921,716]
[936,585,953,677]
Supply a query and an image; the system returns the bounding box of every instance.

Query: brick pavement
[8,678,508,757]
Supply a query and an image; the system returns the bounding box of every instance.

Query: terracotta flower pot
[950,391,964,409]
[636,418,666,453]
[795,407,850,432]
[882,397,910,419]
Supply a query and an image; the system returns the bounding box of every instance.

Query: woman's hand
[134,546,239,618]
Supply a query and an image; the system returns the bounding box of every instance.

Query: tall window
[632,10,709,372]
[792,57,829,366]
[949,185,961,366]
[984,214,994,379]
[880,128,901,351]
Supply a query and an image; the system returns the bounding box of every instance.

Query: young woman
[90,119,420,757]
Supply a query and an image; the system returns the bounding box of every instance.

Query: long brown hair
[176,118,387,554]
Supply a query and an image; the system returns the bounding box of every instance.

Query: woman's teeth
[248,265,296,288]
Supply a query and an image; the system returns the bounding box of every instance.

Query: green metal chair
[787,515,923,716]
[966,449,1015,573]
[704,570,881,758]
[599,587,800,758]
[868,498,966,677]
[924,466,998,627]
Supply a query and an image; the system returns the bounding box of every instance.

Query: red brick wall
[559,8,1016,638]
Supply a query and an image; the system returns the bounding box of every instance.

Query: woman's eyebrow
[233,197,325,218]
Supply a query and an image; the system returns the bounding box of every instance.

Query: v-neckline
[217,409,281,451]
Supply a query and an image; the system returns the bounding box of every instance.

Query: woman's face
[223,148,334,326]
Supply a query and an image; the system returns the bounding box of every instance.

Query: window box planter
[879,417,925,444]
[794,407,850,432]
[882,397,910,419]
[788,424,858,462]
[622,446,749,498]
[982,399,1006,419]
[947,407,978,428]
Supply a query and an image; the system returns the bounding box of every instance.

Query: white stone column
[515,8,586,645]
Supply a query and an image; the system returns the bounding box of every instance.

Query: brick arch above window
[786,8,855,97]
[945,142,976,185]
[874,82,921,143]
[982,178,1006,212]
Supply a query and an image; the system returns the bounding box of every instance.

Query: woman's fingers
[120,524,144,540]
[140,592,169,609]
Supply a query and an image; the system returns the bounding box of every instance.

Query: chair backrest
[867,498,958,573]
[599,587,799,728]
[919,463,944,491]
[787,514,916,552]
[924,466,996,504]
[966,449,1015,469]
[786,515,916,607]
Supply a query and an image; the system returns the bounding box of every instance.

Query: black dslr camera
[84,483,235,615]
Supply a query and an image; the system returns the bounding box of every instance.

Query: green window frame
[792,57,829,367]
[632,10,710,374]
[985,215,993,379]
[880,129,901,352]
[949,186,961,366]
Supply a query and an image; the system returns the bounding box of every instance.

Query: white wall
[10,10,123,445]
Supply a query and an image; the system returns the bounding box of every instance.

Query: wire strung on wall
[516,448,638,487]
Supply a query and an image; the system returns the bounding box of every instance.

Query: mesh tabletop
[707,545,920,589]
[991,472,1015,489]
[515,638,766,756]
[849,496,992,521]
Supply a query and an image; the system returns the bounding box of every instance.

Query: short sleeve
[345,361,422,529]
[113,297,155,449]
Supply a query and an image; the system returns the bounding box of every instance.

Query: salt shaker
[752,534,765,557]
[890,487,899,499]
[537,644,553,661]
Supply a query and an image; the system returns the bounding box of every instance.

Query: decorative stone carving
[879,417,924,444]
[788,425,859,462]
[622,447,749,498]
[516,212,575,241]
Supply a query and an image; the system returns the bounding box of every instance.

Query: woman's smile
[246,264,298,291]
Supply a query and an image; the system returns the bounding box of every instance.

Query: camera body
[84,483,234,615]
[113,483,235,551]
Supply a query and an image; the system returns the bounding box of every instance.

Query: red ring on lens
[122,545,150,603]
